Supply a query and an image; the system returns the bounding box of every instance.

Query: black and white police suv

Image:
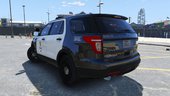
[27,14,141,85]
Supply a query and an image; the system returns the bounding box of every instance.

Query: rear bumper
[76,54,141,78]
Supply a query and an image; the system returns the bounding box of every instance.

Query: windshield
[96,17,135,33]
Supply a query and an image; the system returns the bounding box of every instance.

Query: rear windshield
[70,16,135,34]
[96,17,135,33]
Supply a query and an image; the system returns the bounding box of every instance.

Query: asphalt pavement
[0,36,170,96]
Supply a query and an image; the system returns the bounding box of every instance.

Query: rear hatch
[71,14,138,61]
[95,17,138,61]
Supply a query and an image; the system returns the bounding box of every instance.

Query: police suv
[27,14,141,85]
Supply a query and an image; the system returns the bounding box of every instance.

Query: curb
[139,43,170,47]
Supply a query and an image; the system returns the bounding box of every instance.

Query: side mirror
[33,32,39,37]
[34,28,40,36]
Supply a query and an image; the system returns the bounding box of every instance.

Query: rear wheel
[27,47,39,62]
[58,55,78,85]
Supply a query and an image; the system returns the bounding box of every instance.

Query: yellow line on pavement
[137,67,170,72]
[141,56,170,59]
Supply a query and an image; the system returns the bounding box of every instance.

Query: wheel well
[30,41,37,52]
[30,42,35,49]
[57,49,73,66]
[57,52,67,66]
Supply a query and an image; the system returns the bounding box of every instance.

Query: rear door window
[71,20,85,33]
[50,21,64,35]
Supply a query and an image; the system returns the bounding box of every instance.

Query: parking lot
[0,36,170,96]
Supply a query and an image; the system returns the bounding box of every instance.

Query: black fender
[30,41,34,48]
[57,47,76,66]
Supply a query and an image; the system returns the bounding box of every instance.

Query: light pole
[129,17,131,23]
[9,0,14,38]
[97,0,104,14]
[22,5,26,36]
[47,11,50,22]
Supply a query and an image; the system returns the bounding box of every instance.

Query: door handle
[56,38,62,41]
[42,38,45,41]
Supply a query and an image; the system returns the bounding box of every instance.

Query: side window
[50,21,64,35]
[40,24,52,36]
[70,20,85,33]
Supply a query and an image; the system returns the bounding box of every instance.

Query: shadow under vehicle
[21,61,143,96]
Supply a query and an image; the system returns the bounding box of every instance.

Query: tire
[27,47,39,63]
[58,55,78,85]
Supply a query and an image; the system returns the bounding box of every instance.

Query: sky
[0,0,170,24]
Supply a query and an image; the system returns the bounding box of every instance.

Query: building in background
[12,21,44,27]
[0,18,10,27]
[144,20,170,29]
[0,18,44,27]
[0,18,45,35]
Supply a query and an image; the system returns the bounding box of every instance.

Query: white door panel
[45,20,66,60]
[36,23,52,57]
[45,35,64,60]
[36,36,47,56]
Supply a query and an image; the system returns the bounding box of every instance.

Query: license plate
[123,40,131,48]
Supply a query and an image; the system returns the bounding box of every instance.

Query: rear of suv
[27,14,140,85]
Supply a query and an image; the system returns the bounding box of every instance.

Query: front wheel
[58,55,78,85]
[27,47,39,62]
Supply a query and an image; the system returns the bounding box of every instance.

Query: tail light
[83,36,103,54]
